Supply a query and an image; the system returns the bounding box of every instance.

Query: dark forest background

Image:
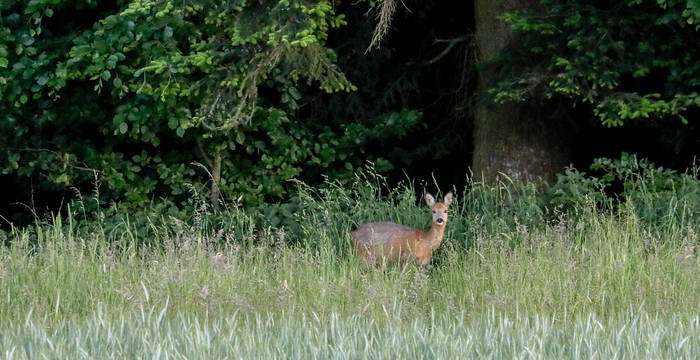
[2,0,699,229]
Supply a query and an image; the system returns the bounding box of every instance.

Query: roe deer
[352,192,453,266]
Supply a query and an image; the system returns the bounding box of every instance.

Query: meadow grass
[2,308,698,359]
[0,176,698,358]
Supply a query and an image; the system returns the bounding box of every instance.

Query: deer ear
[425,193,435,207]
[444,192,453,206]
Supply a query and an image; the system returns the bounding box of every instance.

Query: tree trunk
[473,0,570,184]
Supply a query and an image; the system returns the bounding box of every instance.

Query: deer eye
[432,210,436,214]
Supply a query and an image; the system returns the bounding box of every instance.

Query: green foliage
[548,166,609,210]
[0,0,421,210]
[490,0,700,127]
[551,153,700,230]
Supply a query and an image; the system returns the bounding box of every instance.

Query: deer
[352,192,453,266]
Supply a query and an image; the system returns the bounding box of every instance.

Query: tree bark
[473,0,570,184]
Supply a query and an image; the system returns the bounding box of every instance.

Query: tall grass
[0,166,698,357]
[3,309,698,359]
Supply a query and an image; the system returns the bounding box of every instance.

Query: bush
[551,153,700,232]
[0,0,422,215]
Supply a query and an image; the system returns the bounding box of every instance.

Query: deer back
[352,222,422,262]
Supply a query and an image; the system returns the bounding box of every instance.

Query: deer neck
[423,223,446,250]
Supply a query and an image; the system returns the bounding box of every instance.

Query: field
[1,175,699,358]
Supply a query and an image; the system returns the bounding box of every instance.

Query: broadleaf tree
[366,0,699,183]
[479,0,699,181]
[1,0,421,214]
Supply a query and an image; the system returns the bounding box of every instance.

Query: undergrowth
[0,155,699,357]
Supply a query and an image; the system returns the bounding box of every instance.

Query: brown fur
[352,192,453,266]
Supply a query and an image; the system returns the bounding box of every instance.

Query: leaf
[235,131,245,144]
[288,87,301,100]
[54,173,70,185]
[119,122,128,134]
[168,117,178,130]
[21,36,34,46]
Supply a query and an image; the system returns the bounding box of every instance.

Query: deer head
[425,192,453,227]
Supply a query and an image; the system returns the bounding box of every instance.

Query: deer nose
[436,218,444,225]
